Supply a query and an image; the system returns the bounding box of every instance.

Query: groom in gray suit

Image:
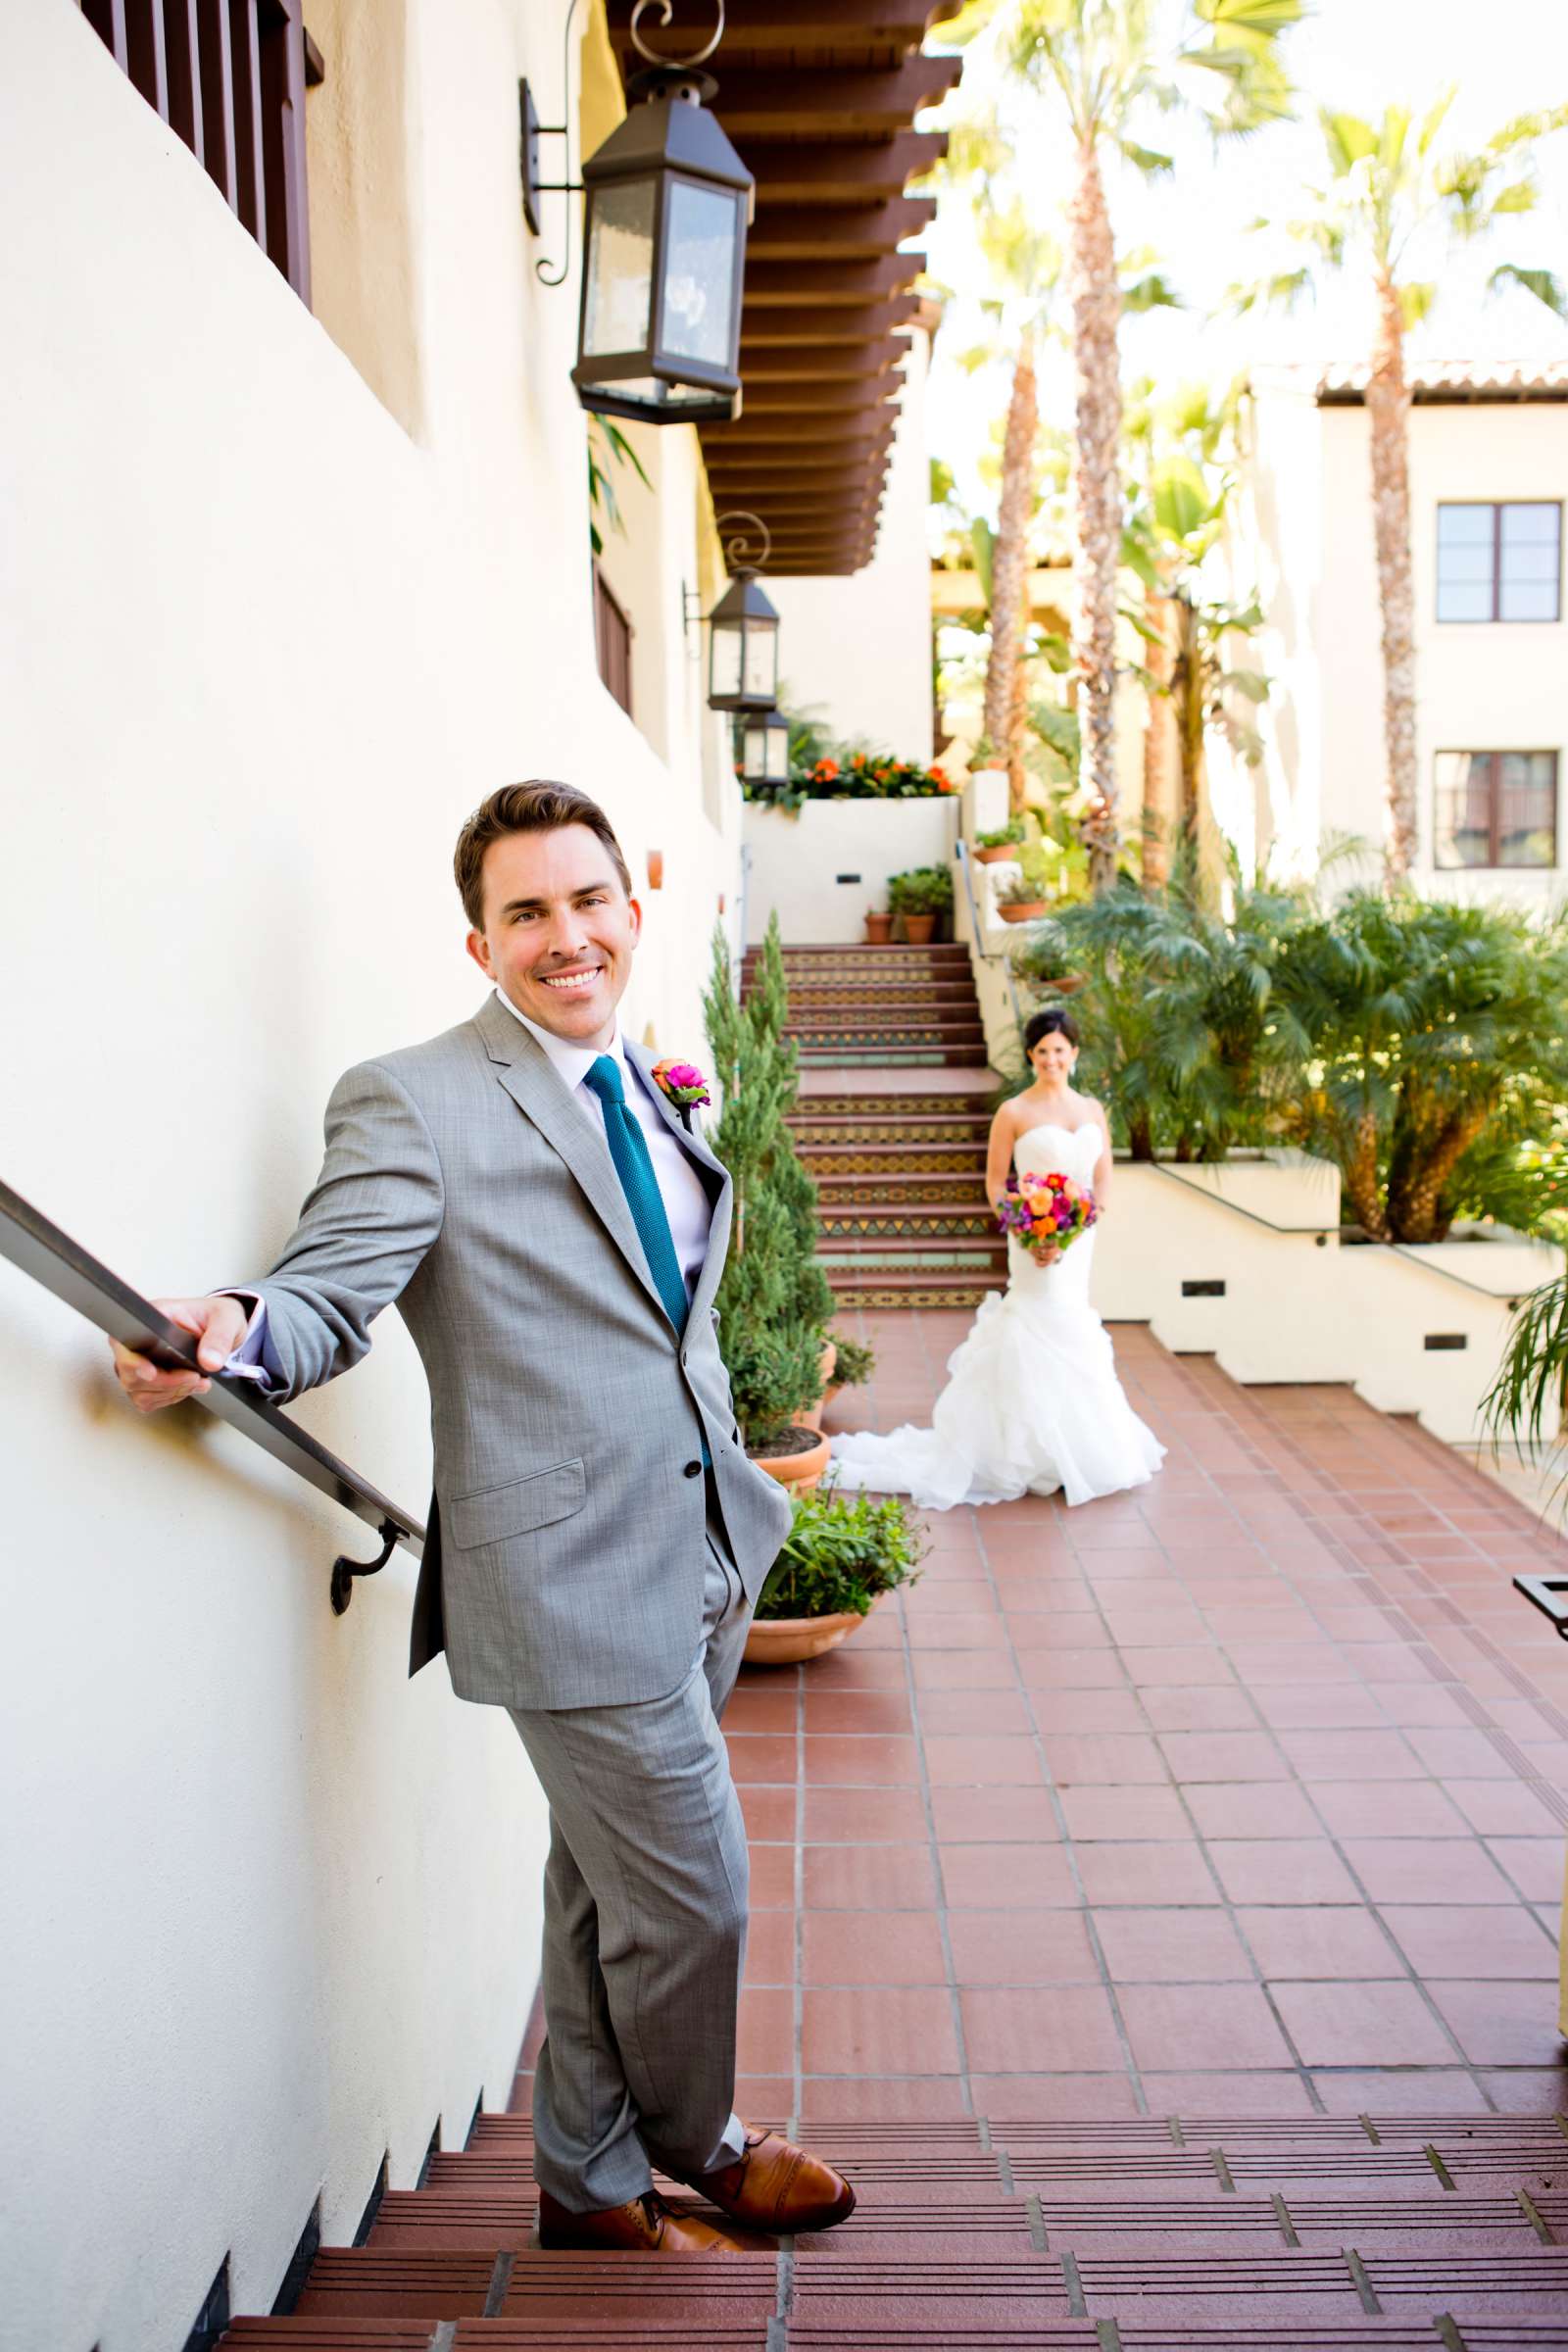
[112,782,855,2251]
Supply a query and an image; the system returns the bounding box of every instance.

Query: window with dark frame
[1436,502,1562,622]
[77,0,318,305]
[593,566,635,719]
[1434,751,1559,869]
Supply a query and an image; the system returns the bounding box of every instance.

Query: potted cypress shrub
[745,1484,928,1665]
[704,915,840,1489]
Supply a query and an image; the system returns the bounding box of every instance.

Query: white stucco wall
[763,327,937,764]
[0,5,740,2347]
[744,798,958,944]
[1244,381,1568,898]
[1091,1156,1556,1442]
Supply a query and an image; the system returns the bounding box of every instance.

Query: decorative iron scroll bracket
[714,509,772,571]
[1514,1572,1568,1639]
[630,0,726,69]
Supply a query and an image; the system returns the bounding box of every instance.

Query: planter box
[744,798,958,945]
[1091,1152,1557,1443]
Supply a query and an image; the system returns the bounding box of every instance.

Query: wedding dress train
[827,1122,1165,1510]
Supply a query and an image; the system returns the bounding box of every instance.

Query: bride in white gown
[828,1007,1165,1510]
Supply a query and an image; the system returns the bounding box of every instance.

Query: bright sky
[923,0,1568,515]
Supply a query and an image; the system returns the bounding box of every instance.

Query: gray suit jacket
[251,993,794,1708]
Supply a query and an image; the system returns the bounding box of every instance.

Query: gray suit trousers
[509,1510,754,2210]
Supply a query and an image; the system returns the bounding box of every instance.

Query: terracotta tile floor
[723,1315,1568,2129]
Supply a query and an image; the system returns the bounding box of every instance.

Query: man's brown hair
[454,781,634,929]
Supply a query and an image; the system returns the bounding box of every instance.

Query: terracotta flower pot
[1000,900,1051,923]
[864,912,893,945]
[973,842,1020,864]
[747,1424,831,1492]
[902,911,937,945]
[744,1592,884,1668]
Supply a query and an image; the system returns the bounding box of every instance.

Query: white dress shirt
[493,992,713,1301]
[222,991,714,1385]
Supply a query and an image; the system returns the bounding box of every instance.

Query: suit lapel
[624,1039,733,1326]
[474,996,670,1325]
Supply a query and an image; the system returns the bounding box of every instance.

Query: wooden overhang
[605,0,962,575]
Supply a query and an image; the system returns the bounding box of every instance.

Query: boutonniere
[652,1058,711,1133]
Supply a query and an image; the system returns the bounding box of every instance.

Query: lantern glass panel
[710,619,743,704]
[581,177,657,358]
[660,178,742,368]
[743,617,779,703]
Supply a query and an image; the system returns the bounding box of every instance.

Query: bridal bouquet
[997,1170,1098,1258]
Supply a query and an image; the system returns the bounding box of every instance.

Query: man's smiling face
[466,822,641,1049]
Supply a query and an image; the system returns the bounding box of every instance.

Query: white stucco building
[1230,361,1568,901]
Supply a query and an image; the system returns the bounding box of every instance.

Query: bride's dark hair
[1024,1007,1080,1053]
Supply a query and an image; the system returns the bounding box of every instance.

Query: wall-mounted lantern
[740,707,791,789]
[706,511,778,713]
[524,4,753,427]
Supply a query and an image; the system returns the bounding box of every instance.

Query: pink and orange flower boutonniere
[652,1058,711,1132]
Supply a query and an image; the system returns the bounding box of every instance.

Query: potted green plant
[998,845,1054,923]
[818,1333,875,1420]
[745,1484,928,1666]
[974,818,1027,865]
[889,863,955,945]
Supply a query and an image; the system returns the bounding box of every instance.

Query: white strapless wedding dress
[828,1123,1166,1510]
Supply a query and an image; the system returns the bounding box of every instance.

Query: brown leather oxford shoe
[672,2126,857,2232]
[536,2186,755,2252]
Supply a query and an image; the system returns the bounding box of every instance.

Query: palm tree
[1123,378,1270,887]
[1236,97,1568,877]
[929,110,1060,815]
[951,0,1301,891]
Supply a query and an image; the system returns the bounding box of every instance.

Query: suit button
[683,1460,702,1478]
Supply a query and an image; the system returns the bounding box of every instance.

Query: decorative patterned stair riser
[741,940,1004,1308]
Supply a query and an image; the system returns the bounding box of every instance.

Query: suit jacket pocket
[449,1459,586,1550]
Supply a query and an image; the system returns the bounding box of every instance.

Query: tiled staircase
[217,2111,1568,2345]
[742,941,1008,1312]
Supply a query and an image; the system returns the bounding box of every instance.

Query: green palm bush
[1274,894,1568,1243]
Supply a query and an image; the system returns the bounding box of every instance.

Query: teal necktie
[584,1055,691,1336]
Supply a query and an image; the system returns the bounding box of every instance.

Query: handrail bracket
[331,1520,402,1618]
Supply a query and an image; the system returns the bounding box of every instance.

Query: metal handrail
[954,837,1025,1036]
[1146,1160,1335,1240]
[1,1177,425,1616]
[1147,1161,1541,1303]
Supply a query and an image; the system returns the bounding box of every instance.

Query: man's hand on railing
[109,1294,251,1413]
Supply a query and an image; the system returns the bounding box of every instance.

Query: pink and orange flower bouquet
[996,1170,1098,1259]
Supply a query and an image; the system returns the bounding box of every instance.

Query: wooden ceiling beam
[740,296,920,348]
[741,255,925,306]
[746,131,945,203]
[746,199,935,258]
[693,59,960,134]
[740,343,908,382]
[606,0,961,47]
